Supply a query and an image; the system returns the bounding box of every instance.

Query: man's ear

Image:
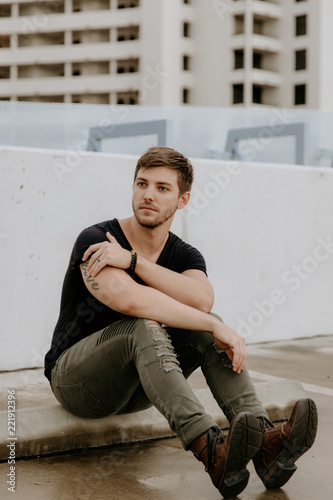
[177,191,190,210]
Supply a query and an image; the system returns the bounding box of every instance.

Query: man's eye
[159,186,168,191]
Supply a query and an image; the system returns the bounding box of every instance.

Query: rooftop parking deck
[0,335,332,499]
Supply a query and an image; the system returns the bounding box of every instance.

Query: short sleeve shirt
[44,218,207,381]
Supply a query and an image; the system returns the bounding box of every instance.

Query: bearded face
[132,167,183,229]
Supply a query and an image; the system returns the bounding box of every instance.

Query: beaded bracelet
[128,250,137,272]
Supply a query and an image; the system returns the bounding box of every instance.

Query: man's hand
[81,232,214,313]
[211,321,248,374]
[80,252,247,374]
[82,232,131,276]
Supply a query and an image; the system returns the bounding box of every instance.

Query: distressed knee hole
[143,319,182,373]
[213,344,233,369]
[155,345,182,373]
[161,358,182,373]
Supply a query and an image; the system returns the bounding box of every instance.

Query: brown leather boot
[189,412,262,499]
[253,398,318,490]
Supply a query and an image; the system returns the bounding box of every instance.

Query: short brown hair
[134,146,193,194]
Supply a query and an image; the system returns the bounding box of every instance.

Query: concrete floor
[1,335,332,500]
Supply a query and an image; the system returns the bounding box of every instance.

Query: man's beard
[132,202,177,229]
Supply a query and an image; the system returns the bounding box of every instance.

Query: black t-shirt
[44,218,207,381]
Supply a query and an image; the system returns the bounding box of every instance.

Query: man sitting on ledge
[44,146,318,498]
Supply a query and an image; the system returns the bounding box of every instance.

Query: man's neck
[119,216,172,261]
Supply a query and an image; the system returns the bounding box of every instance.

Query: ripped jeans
[51,316,268,449]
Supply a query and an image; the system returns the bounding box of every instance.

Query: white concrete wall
[1,146,333,371]
[319,0,333,110]
[187,158,333,343]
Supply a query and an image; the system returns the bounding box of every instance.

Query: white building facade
[0,0,332,108]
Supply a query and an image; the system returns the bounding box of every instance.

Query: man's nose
[144,186,155,200]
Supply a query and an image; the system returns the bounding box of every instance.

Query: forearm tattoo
[81,262,99,290]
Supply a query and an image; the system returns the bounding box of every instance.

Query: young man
[45,147,317,498]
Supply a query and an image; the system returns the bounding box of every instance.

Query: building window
[72,61,109,76]
[72,94,109,104]
[0,5,11,17]
[18,64,64,79]
[17,95,65,103]
[233,84,244,104]
[253,84,263,104]
[183,22,190,38]
[295,15,307,36]
[73,0,81,12]
[0,66,10,79]
[117,0,140,8]
[253,18,263,35]
[295,49,306,70]
[19,1,65,16]
[117,91,139,105]
[0,35,10,48]
[234,15,244,35]
[117,58,139,73]
[294,84,306,105]
[183,88,190,104]
[234,50,244,69]
[72,29,109,45]
[183,55,190,71]
[117,26,139,41]
[18,32,64,47]
[253,51,262,69]
[72,0,108,11]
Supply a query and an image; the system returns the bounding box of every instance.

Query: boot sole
[262,398,318,490]
[219,412,262,499]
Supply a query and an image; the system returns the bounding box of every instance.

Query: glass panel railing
[0,101,332,167]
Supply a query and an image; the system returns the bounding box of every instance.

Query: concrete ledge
[0,380,308,460]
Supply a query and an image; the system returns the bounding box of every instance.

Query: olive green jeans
[51,316,268,450]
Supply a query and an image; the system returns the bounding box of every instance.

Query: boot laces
[258,417,274,433]
[257,417,277,457]
[206,426,225,472]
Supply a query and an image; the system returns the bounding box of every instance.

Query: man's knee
[209,312,224,323]
[142,319,168,339]
[192,325,233,369]
[138,319,182,373]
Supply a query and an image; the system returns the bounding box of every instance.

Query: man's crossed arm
[82,231,214,313]
[79,233,248,374]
